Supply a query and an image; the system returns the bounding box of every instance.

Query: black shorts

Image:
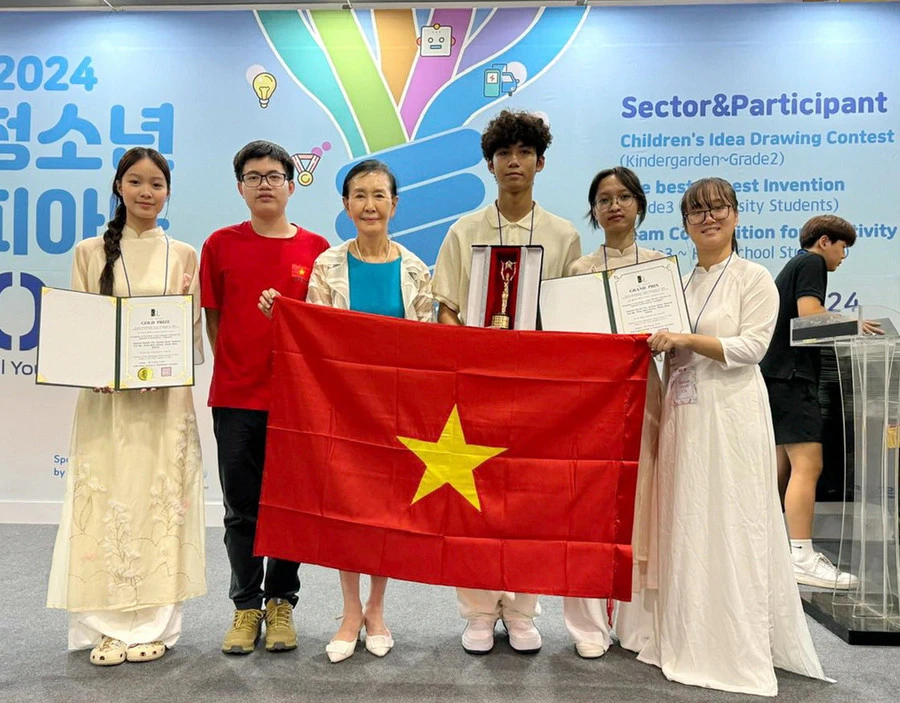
[764,377,823,445]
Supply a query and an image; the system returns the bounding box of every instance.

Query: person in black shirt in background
[760,215,862,589]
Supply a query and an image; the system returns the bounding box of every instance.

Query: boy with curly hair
[433,110,582,654]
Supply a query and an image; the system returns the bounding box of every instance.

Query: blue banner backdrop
[1,4,898,519]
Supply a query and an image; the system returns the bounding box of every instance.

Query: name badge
[671,365,698,406]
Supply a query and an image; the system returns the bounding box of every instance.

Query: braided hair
[99,147,171,295]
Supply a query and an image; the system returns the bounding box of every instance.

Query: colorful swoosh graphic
[256,7,589,265]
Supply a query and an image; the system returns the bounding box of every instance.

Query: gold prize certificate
[118,296,193,389]
[36,288,194,390]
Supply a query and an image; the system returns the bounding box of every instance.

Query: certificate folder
[540,255,691,335]
[36,287,195,390]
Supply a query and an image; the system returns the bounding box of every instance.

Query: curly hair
[481,110,552,161]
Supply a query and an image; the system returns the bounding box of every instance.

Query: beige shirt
[568,242,665,275]
[69,227,205,362]
[433,203,582,322]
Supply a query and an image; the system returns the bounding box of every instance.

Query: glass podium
[791,306,900,644]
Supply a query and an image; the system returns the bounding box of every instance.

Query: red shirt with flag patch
[200,221,329,410]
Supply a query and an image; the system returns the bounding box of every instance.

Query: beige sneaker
[264,598,297,652]
[125,641,166,663]
[222,608,264,654]
[90,636,126,666]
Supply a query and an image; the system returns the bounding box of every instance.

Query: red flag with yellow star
[255,300,650,599]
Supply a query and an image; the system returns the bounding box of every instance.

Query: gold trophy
[490,260,517,329]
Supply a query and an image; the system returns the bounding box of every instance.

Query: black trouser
[213,407,300,610]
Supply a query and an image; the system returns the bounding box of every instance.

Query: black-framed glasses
[685,204,732,225]
[594,193,636,210]
[241,172,287,188]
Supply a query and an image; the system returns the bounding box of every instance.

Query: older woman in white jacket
[262,159,432,663]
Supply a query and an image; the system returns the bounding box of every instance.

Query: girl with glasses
[564,167,666,660]
[569,167,666,275]
[638,178,826,695]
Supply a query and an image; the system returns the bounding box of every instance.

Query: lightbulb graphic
[252,72,277,108]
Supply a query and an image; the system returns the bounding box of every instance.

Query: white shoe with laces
[502,617,542,653]
[461,615,497,654]
[793,552,859,589]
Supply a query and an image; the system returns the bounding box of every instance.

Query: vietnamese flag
[255,300,649,600]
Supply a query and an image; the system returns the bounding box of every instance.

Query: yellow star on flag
[398,405,507,511]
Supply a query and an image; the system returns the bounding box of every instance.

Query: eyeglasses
[594,193,636,210]
[685,205,733,225]
[241,172,287,188]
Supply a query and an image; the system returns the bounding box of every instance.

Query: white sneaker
[502,617,542,653]
[793,552,859,590]
[461,616,497,654]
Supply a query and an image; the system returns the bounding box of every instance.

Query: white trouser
[457,589,540,621]
[563,598,613,651]
[68,604,182,650]
[615,589,656,653]
[563,590,657,653]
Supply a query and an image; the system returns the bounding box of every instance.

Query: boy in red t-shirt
[200,140,329,655]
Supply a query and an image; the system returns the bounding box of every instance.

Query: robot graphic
[417,24,455,57]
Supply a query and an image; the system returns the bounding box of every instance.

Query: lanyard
[497,202,535,246]
[601,241,640,271]
[120,235,171,297]
[684,252,733,334]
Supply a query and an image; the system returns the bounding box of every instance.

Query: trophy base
[490,314,511,330]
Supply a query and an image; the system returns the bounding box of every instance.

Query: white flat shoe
[575,641,608,659]
[365,631,394,657]
[326,637,358,663]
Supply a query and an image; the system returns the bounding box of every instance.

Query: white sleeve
[562,229,583,273]
[432,226,463,312]
[305,259,333,307]
[719,266,779,369]
[413,265,435,323]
